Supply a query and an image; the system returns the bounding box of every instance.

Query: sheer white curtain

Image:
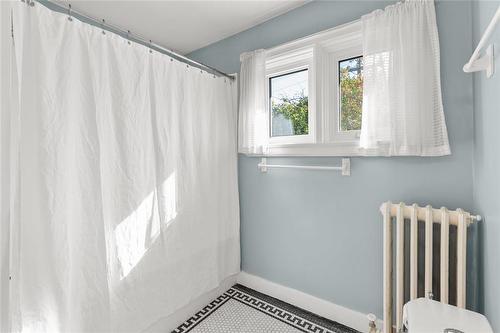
[5,2,239,332]
[238,50,268,155]
[360,0,450,156]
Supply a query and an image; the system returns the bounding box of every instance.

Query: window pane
[270,69,308,137]
[339,56,363,131]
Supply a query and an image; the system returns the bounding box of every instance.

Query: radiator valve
[367,313,381,333]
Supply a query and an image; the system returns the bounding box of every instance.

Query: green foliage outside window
[339,57,363,131]
[271,93,309,135]
[271,56,363,136]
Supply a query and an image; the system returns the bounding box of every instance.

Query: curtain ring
[127,30,131,45]
[101,19,106,35]
[29,0,35,6]
[149,40,153,54]
[68,4,73,21]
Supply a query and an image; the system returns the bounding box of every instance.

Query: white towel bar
[258,158,350,176]
[463,5,500,78]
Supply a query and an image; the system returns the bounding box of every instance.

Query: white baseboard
[142,274,238,333]
[237,271,382,333]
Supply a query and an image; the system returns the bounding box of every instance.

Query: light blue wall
[472,0,500,330]
[189,1,475,318]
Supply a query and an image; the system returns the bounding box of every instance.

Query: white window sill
[261,142,368,157]
[242,143,452,157]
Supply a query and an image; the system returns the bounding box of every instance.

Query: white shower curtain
[4,2,240,332]
[1,2,17,332]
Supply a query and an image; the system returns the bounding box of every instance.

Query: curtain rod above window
[25,0,235,81]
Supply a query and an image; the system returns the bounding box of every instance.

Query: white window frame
[330,46,363,143]
[263,20,365,156]
[266,47,315,145]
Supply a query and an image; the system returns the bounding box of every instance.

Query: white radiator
[380,202,480,333]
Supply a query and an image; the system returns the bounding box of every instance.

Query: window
[263,21,363,156]
[269,69,309,137]
[265,46,315,146]
[338,56,363,132]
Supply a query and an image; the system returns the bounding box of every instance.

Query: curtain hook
[68,4,73,21]
[101,19,106,35]
[149,40,153,54]
[127,30,131,45]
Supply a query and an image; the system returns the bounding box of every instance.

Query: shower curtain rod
[26,0,235,81]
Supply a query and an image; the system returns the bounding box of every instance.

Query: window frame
[265,47,315,146]
[330,46,363,143]
[262,21,365,157]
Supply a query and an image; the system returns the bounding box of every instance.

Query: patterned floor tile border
[172,293,232,333]
[173,284,360,333]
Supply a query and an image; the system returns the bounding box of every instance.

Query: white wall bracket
[463,5,500,78]
[341,158,350,176]
[258,158,351,176]
[463,44,495,78]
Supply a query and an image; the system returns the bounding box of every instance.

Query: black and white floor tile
[173,284,360,333]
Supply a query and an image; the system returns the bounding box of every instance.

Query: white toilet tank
[403,298,493,333]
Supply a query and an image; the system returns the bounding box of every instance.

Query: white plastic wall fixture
[463,44,495,78]
[341,158,350,176]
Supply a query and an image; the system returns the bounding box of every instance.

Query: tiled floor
[173,284,360,333]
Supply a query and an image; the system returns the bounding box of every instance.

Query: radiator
[380,202,479,333]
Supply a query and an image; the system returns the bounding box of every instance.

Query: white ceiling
[57,1,308,55]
